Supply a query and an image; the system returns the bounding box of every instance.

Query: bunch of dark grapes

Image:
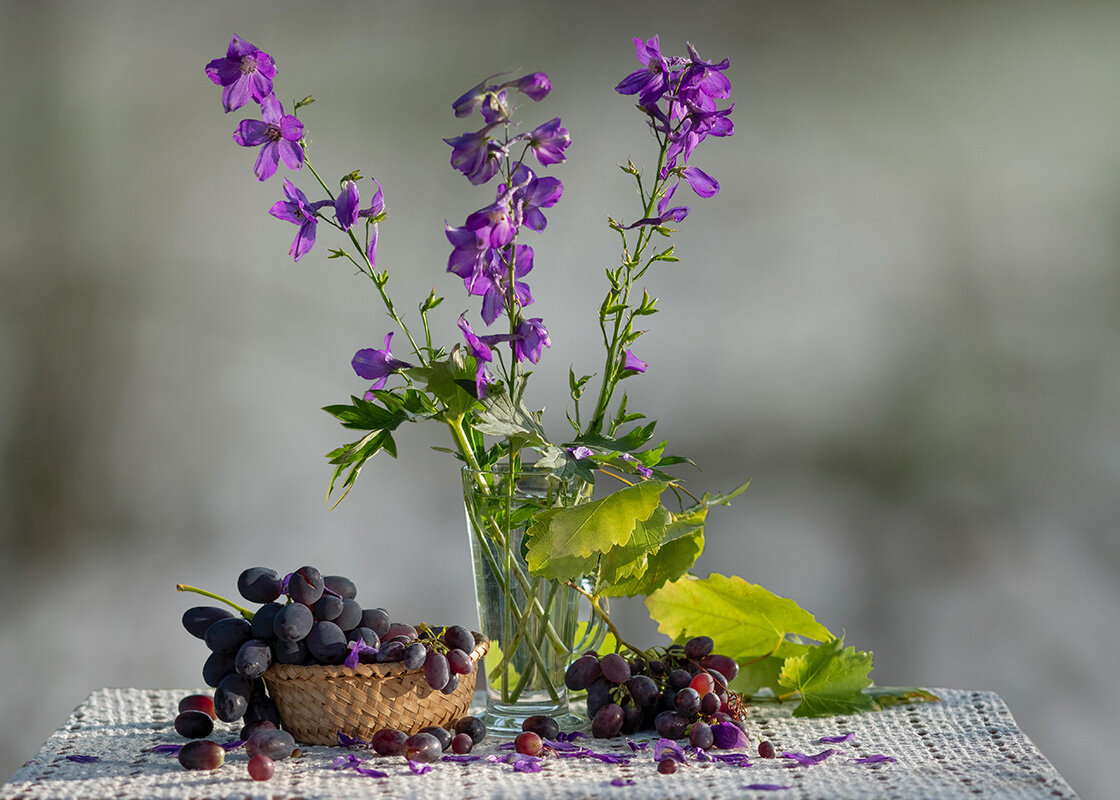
[177,565,482,774]
[564,635,747,743]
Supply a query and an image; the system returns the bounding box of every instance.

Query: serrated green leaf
[473,386,549,450]
[524,480,667,578]
[572,421,657,454]
[412,357,481,423]
[730,639,809,697]
[601,528,705,598]
[778,638,877,717]
[597,504,671,587]
[645,573,834,661]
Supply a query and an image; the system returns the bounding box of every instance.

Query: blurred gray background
[2,1,1117,796]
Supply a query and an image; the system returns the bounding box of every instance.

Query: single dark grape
[418,726,452,750]
[287,566,324,606]
[654,710,690,739]
[240,719,278,740]
[174,710,214,739]
[446,648,473,676]
[564,655,602,691]
[247,728,296,760]
[178,694,215,720]
[423,651,450,691]
[178,739,224,770]
[347,626,380,648]
[371,728,408,755]
[237,567,282,604]
[359,608,391,638]
[684,635,714,660]
[451,733,473,754]
[273,637,307,665]
[214,673,251,722]
[251,602,282,641]
[675,687,702,718]
[625,675,660,707]
[402,642,428,670]
[323,574,357,600]
[385,622,417,641]
[585,677,613,718]
[689,721,714,749]
[453,716,486,743]
[658,758,679,774]
[758,740,776,759]
[514,731,543,756]
[274,603,314,642]
[404,732,442,763]
[521,715,559,740]
[648,659,666,677]
[235,639,272,679]
[306,621,348,665]
[375,640,405,663]
[182,606,233,639]
[599,653,631,684]
[202,651,237,688]
[334,599,363,632]
[442,625,475,653]
[440,673,460,695]
[204,617,253,654]
[591,703,624,738]
[311,594,344,621]
[247,753,274,781]
[701,653,739,682]
[668,668,693,690]
[700,691,721,717]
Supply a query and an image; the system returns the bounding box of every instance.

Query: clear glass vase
[462,464,602,734]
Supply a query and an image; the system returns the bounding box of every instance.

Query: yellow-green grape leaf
[645,573,834,660]
[732,639,810,697]
[596,505,671,587]
[600,529,705,598]
[525,481,666,575]
[778,637,877,717]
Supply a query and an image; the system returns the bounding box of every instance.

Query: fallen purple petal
[498,741,516,750]
[586,752,632,764]
[555,748,594,758]
[625,738,648,752]
[654,737,687,763]
[354,764,389,777]
[408,760,433,775]
[151,744,182,755]
[711,752,753,767]
[694,747,712,762]
[65,755,99,763]
[712,721,751,749]
[782,748,839,765]
[610,777,637,786]
[851,754,897,764]
[221,740,245,751]
[743,785,793,791]
[819,732,855,744]
[544,738,584,752]
[337,731,363,747]
[441,754,483,762]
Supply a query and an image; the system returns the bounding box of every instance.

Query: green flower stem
[175,583,255,620]
[566,581,651,661]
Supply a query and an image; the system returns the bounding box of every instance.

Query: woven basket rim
[264,631,488,681]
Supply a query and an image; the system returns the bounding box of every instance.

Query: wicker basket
[263,633,488,745]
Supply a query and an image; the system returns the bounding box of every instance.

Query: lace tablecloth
[1,687,1079,799]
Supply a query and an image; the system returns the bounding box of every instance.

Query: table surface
[2,687,1080,800]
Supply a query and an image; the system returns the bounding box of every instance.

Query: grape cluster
[176,565,482,775]
[564,636,747,743]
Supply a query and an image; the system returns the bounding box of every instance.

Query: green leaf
[473,385,550,452]
[778,638,878,717]
[572,421,657,454]
[645,573,834,661]
[731,639,809,697]
[322,395,409,431]
[410,355,481,423]
[601,528,705,598]
[524,480,667,579]
[596,504,671,587]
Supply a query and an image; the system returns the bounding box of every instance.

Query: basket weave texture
[263,633,488,745]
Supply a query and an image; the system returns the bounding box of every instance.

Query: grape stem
[565,581,652,661]
[176,583,256,619]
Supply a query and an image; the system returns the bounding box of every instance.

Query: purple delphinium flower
[335,180,361,231]
[452,74,500,117]
[525,118,571,166]
[233,95,304,181]
[620,349,648,375]
[269,178,328,261]
[458,316,493,397]
[476,245,535,325]
[513,318,550,364]
[352,332,412,395]
[567,446,594,461]
[205,35,276,113]
[615,36,671,107]
[510,71,551,101]
[514,168,563,232]
[679,42,732,110]
[444,126,505,185]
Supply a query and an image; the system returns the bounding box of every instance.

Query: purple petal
[819,732,855,744]
[366,223,379,267]
[712,722,751,750]
[277,139,304,170]
[654,738,687,763]
[279,114,303,142]
[408,760,432,774]
[567,446,594,461]
[682,165,720,198]
[354,764,388,777]
[610,778,636,786]
[625,738,648,752]
[514,71,551,101]
[711,752,752,766]
[65,755,99,763]
[151,744,183,754]
[336,180,360,231]
[513,759,543,773]
[743,785,793,791]
[851,754,897,764]
[232,119,270,147]
[781,748,839,765]
[585,752,631,764]
[442,754,483,762]
[621,349,648,374]
[222,740,246,751]
[253,142,281,182]
[291,218,317,261]
[221,79,252,114]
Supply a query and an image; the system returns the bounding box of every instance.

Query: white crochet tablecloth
[2,687,1079,800]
